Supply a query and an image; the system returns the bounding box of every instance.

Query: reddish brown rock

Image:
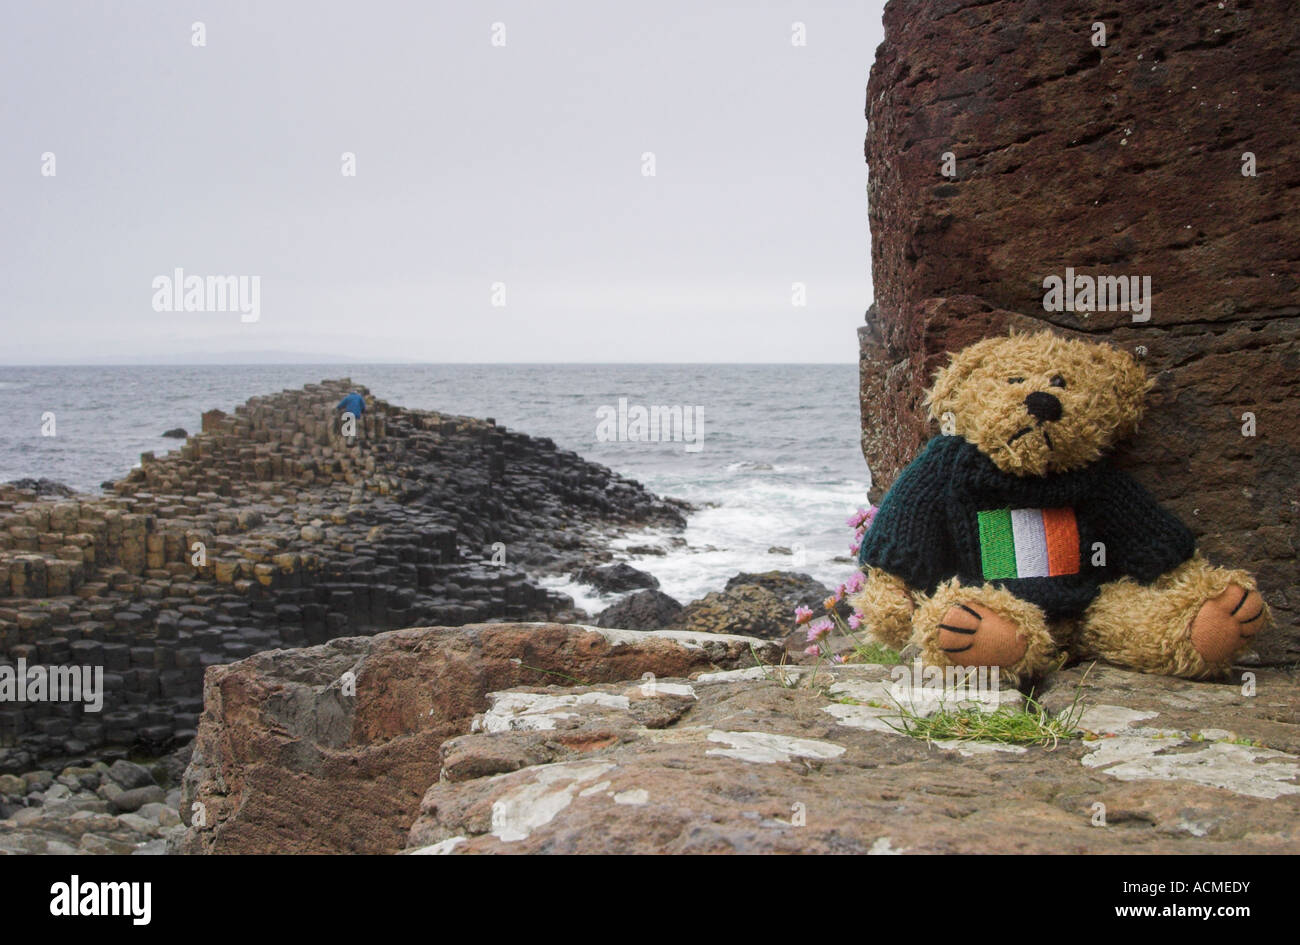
[173,623,782,854]
[406,663,1300,854]
[860,0,1300,659]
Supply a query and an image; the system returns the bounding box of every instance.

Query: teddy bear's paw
[936,601,1029,669]
[1189,584,1267,664]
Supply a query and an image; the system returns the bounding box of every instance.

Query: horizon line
[0,360,860,368]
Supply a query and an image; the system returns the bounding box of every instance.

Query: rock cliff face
[171,622,1300,854]
[860,0,1300,660]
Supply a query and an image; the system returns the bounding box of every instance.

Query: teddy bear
[851,330,1270,682]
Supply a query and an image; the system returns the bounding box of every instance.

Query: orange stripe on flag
[1042,507,1080,576]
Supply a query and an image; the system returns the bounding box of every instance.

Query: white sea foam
[547,475,868,618]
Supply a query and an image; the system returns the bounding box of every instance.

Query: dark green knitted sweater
[857,435,1195,619]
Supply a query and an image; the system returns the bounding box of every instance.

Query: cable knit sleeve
[857,437,957,592]
[1085,466,1195,583]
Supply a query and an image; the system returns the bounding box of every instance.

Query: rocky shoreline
[0,378,693,768]
[171,622,1300,855]
[0,751,188,855]
[5,376,1295,854]
[0,379,841,853]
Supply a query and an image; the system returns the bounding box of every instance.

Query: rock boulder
[595,589,683,631]
[573,563,660,593]
[672,584,799,640]
[173,622,782,854]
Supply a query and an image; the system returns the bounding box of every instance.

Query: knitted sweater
[857,435,1195,619]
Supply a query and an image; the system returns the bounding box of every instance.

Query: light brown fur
[847,567,915,649]
[1075,555,1269,679]
[926,330,1149,477]
[854,330,1271,682]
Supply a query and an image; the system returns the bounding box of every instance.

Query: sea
[0,364,872,613]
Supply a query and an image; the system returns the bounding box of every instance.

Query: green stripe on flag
[977,509,1018,580]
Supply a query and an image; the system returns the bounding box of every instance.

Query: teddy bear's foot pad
[1189,584,1267,664]
[937,602,1029,668]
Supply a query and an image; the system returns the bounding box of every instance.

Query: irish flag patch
[977,508,1080,580]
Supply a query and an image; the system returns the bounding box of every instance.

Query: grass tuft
[884,669,1091,750]
[845,640,900,665]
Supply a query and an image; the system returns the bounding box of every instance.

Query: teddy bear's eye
[1050,374,1067,388]
[1007,377,1024,384]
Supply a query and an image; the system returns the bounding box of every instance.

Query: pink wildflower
[849,612,863,631]
[794,605,813,625]
[803,644,821,657]
[844,570,866,594]
[805,618,833,643]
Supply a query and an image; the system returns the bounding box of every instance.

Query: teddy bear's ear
[1096,343,1153,437]
[925,340,991,423]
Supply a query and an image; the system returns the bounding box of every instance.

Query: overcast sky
[1,1,884,364]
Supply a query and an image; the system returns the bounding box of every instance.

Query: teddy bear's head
[925,331,1151,477]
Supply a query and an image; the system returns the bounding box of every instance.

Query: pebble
[107,759,156,791]
[137,801,174,824]
[109,785,166,814]
[22,771,54,793]
[0,757,183,854]
[116,813,157,833]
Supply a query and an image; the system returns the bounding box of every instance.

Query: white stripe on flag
[1010,508,1049,578]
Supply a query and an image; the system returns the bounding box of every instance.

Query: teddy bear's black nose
[1024,391,1063,423]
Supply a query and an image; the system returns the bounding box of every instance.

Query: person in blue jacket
[336,391,365,447]
[336,392,365,418]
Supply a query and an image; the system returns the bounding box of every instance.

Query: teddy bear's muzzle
[1024,391,1063,423]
